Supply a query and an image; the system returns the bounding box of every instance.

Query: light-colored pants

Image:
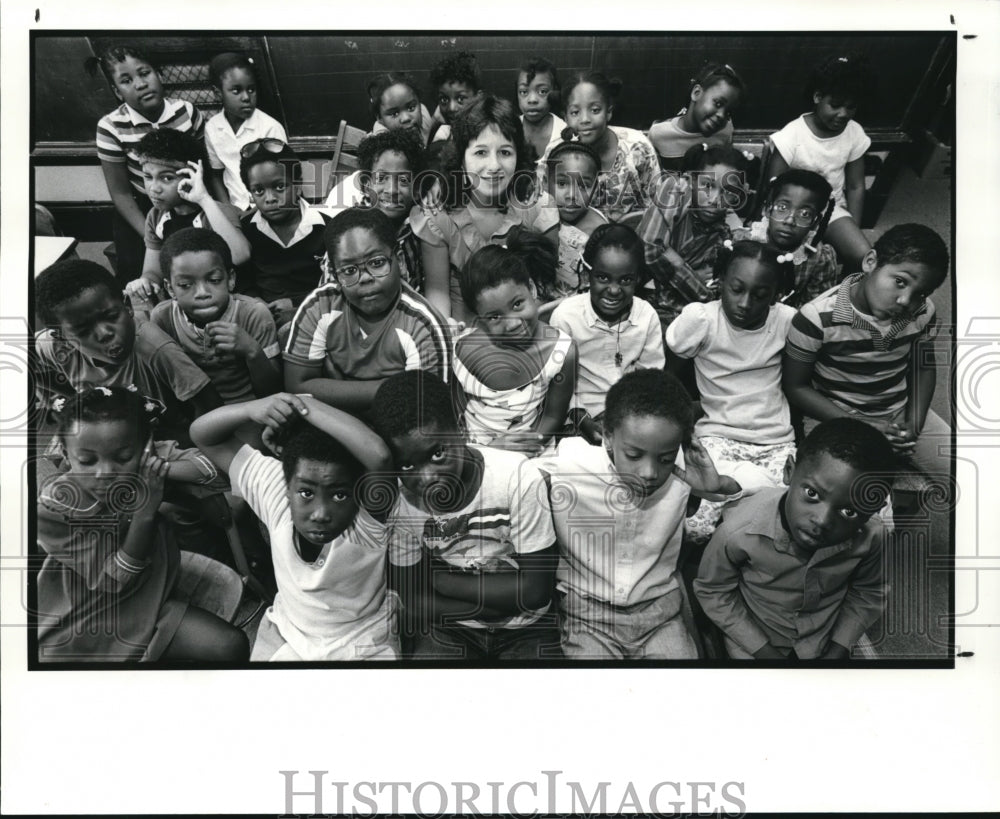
[560,587,699,660]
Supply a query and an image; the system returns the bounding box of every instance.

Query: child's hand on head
[673,437,735,496]
[248,392,309,432]
[177,160,210,205]
[206,320,257,359]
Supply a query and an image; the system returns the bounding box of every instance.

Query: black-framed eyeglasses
[768,201,820,227]
[240,138,289,160]
[334,255,393,286]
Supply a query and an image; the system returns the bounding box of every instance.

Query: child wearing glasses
[283,208,452,417]
[239,138,329,332]
[733,169,840,309]
[768,55,875,271]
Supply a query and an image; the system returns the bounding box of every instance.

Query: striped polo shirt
[96,98,205,195]
[784,272,937,418]
[283,281,453,384]
[150,294,280,404]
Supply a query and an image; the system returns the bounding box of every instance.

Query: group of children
[31,41,951,663]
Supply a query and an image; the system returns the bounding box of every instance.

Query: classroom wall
[33,32,948,149]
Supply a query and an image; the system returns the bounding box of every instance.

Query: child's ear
[227,270,236,293]
[606,104,614,123]
[122,294,135,316]
[861,248,878,274]
[812,91,823,106]
[162,278,175,299]
[690,84,703,102]
[782,453,796,485]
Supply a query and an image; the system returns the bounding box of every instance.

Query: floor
[63,157,956,662]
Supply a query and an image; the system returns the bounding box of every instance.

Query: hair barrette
[781,289,797,304]
[742,150,753,161]
[702,142,709,151]
[723,239,734,251]
[51,396,67,414]
[96,386,113,398]
[724,63,734,71]
[776,252,794,264]
[838,57,849,62]
[125,384,139,393]
[247,57,255,64]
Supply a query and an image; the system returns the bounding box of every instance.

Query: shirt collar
[154,207,206,240]
[174,296,237,335]
[250,198,326,247]
[832,272,929,345]
[125,97,184,128]
[582,294,638,330]
[746,488,860,557]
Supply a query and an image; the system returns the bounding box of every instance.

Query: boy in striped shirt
[372,371,560,660]
[783,223,949,479]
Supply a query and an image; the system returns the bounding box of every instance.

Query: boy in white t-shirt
[191,392,399,661]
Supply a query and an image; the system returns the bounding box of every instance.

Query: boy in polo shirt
[149,228,281,405]
[783,223,950,479]
[283,208,452,416]
[694,418,895,660]
[191,392,400,661]
[124,129,250,314]
[536,369,741,660]
[238,139,329,332]
[34,259,222,444]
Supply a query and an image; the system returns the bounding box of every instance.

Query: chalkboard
[32,32,949,151]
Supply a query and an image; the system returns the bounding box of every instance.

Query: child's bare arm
[782,353,848,422]
[283,361,384,414]
[179,160,252,265]
[766,148,790,180]
[421,242,453,318]
[100,160,146,236]
[191,393,308,474]
[430,543,558,615]
[843,156,866,223]
[908,336,938,437]
[534,340,576,444]
[118,442,170,566]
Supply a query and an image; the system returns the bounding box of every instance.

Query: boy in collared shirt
[694,417,895,660]
[537,369,742,660]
